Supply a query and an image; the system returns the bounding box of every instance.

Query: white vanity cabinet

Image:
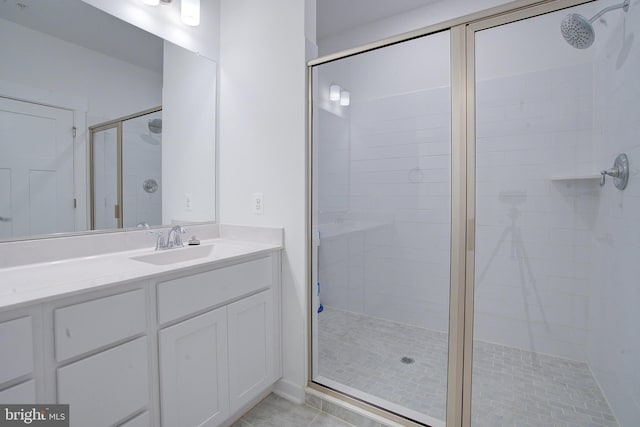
[157,255,281,427]
[0,314,38,403]
[0,246,281,427]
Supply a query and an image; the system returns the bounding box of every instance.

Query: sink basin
[131,244,214,265]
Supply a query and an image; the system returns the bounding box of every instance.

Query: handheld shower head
[561,0,630,49]
[561,13,595,49]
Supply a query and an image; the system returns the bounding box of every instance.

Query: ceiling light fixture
[142,0,160,5]
[181,0,200,26]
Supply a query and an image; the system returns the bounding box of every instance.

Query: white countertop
[0,237,282,313]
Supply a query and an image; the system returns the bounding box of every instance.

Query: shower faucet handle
[600,153,629,190]
[600,167,620,186]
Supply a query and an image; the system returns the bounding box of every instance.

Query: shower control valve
[600,153,629,190]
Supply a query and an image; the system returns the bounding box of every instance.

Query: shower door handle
[0,216,11,222]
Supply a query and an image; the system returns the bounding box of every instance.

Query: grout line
[307,412,321,427]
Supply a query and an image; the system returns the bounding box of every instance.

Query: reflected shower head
[148,118,162,134]
[561,13,595,49]
[561,0,630,49]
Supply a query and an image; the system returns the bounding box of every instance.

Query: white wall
[162,41,216,224]
[0,18,162,126]
[218,0,310,401]
[590,3,640,425]
[317,0,510,56]
[81,0,221,61]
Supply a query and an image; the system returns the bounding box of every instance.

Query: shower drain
[400,356,415,365]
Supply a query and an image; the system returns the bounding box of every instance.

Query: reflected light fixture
[339,90,351,106]
[329,84,341,101]
[181,0,201,26]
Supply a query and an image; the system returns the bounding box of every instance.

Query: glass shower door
[470,1,635,425]
[311,30,452,426]
[122,110,162,228]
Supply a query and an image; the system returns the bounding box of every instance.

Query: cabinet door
[159,307,229,427]
[0,316,34,384]
[0,380,36,403]
[227,289,275,413]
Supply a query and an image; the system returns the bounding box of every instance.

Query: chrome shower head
[148,118,162,134]
[561,0,630,49]
[561,13,595,49]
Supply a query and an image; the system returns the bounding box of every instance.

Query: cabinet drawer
[157,257,272,324]
[0,316,34,384]
[55,289,146,362]
[57,337,149,427]
[0,380,36,404]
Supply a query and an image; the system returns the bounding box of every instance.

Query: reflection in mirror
[89,108,163,231]
[0,0,216,241]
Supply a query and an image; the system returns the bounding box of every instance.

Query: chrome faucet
[149,226,187,251]
[167,225,186,248]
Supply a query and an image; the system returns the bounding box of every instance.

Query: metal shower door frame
[306,0,597,426]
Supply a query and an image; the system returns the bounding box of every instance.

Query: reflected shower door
[311,30,451,426]
[471,1,632,425]
[122,110,162,228]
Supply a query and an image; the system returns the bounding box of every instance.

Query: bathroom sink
[131,244,214,265]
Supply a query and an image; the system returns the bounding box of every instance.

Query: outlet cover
[252,193,264,215]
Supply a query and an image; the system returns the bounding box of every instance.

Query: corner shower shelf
[549,174,601,181]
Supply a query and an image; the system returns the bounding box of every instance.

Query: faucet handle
[169,225,187,248]
[148,230,166,250]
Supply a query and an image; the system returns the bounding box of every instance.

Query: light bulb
[329,85,341,102]
[181,0,200,26]
[339,90,350,106]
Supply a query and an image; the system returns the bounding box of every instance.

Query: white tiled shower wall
[319,87,452,331]
[474,64,595,361]
[589,5,640,424]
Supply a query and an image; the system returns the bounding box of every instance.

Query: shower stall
[309,0,639,426]
[90,107,163,230]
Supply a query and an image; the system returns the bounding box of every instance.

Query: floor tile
[309,412,354,427]
[241,394,320,427]
[317,306,618,427]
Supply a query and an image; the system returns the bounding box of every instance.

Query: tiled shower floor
[318,307,618,427]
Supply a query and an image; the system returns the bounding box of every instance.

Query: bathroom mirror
[0,0,216,241]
